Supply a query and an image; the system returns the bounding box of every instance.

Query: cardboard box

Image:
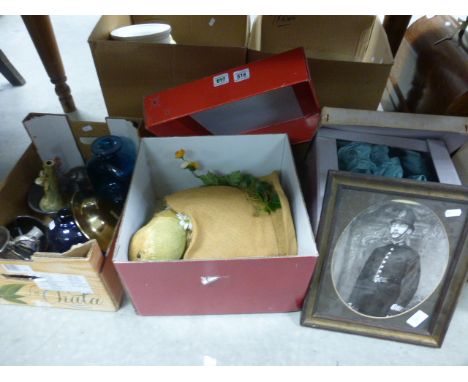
[112,134,318,315]
[305,107,468,232]
[248,16,393,110]
[88,16,250,118]
[0,148,122,311]
[144,48,320,145]
[0,114,140,311]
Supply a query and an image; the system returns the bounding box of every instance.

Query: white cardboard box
[112,134,319,315]
[306,108,468,233]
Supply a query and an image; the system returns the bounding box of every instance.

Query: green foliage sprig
[175,149,281,214]
[0,284,26,304]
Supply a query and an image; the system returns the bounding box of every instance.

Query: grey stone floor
[0,15,107,181]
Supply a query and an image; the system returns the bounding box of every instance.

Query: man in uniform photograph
[347,201,421,317]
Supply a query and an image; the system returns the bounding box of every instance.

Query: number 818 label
[233,68,250,83]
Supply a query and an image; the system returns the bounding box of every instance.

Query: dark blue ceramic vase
[86,135,136,212]
[47,208,88,253]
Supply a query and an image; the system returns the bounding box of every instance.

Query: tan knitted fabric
[165,172,297,260]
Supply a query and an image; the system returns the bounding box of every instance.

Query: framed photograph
[301,171,468,347]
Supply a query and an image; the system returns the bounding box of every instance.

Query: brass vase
[35,160,65,213]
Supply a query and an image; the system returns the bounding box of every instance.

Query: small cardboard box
[305,107,468,232]
[248,16,393,110]
[88,15,250,118]
[0,114,139,311]
[111,134,318,316]
[144,48,320,145]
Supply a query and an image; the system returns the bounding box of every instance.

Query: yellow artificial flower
[187,161,200,171]
[175,149,185,159]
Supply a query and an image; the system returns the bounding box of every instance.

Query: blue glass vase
[47,208,88,253]
[86,135,136,212]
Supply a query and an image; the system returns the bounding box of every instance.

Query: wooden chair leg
[0,49,26,86]
[22,15,76,113]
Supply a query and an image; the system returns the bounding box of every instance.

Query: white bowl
[110,23,175,44]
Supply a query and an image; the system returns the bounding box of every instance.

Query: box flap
[363,16,393,64]
[320,107,468,154]
[250,16,384,63]
[0,145,41,226]
[144,48,320,144]
[89,15,249,48]
[23,113,140,167]
[23,113,85,173]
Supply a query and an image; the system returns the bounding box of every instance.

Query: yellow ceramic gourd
[129,209,187,261]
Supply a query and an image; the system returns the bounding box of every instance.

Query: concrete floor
[0,15,106,181]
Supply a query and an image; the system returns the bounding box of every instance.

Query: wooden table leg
[0,49,26,86]
[22,15,76,113]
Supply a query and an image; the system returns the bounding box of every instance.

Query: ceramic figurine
[35,160,65,213]
[86,135,136,212]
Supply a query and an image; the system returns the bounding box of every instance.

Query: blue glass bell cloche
[86,135,136,212]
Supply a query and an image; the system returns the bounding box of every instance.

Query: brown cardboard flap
[68,121,110,161]
[246,16,392,111]
[90,15,249,48]
[363,17,393,63]
[0,145,41,226]
[88,15,250,118]
[247,50,391,110]
[249,16,381,62]
[90,40,247,118]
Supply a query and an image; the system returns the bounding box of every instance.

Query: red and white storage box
[143,48,320,145]
[111,134,318,315]
[306,107,468,233]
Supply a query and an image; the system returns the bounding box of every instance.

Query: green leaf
[0,284,27,304]
[227,171,242,186]
[194,168,282,214]
[199,172,220,186]
[0,284,24,296]
[2,296,27,305]
[216,175,230,186]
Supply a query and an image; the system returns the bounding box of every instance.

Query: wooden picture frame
[301,171,468,347]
